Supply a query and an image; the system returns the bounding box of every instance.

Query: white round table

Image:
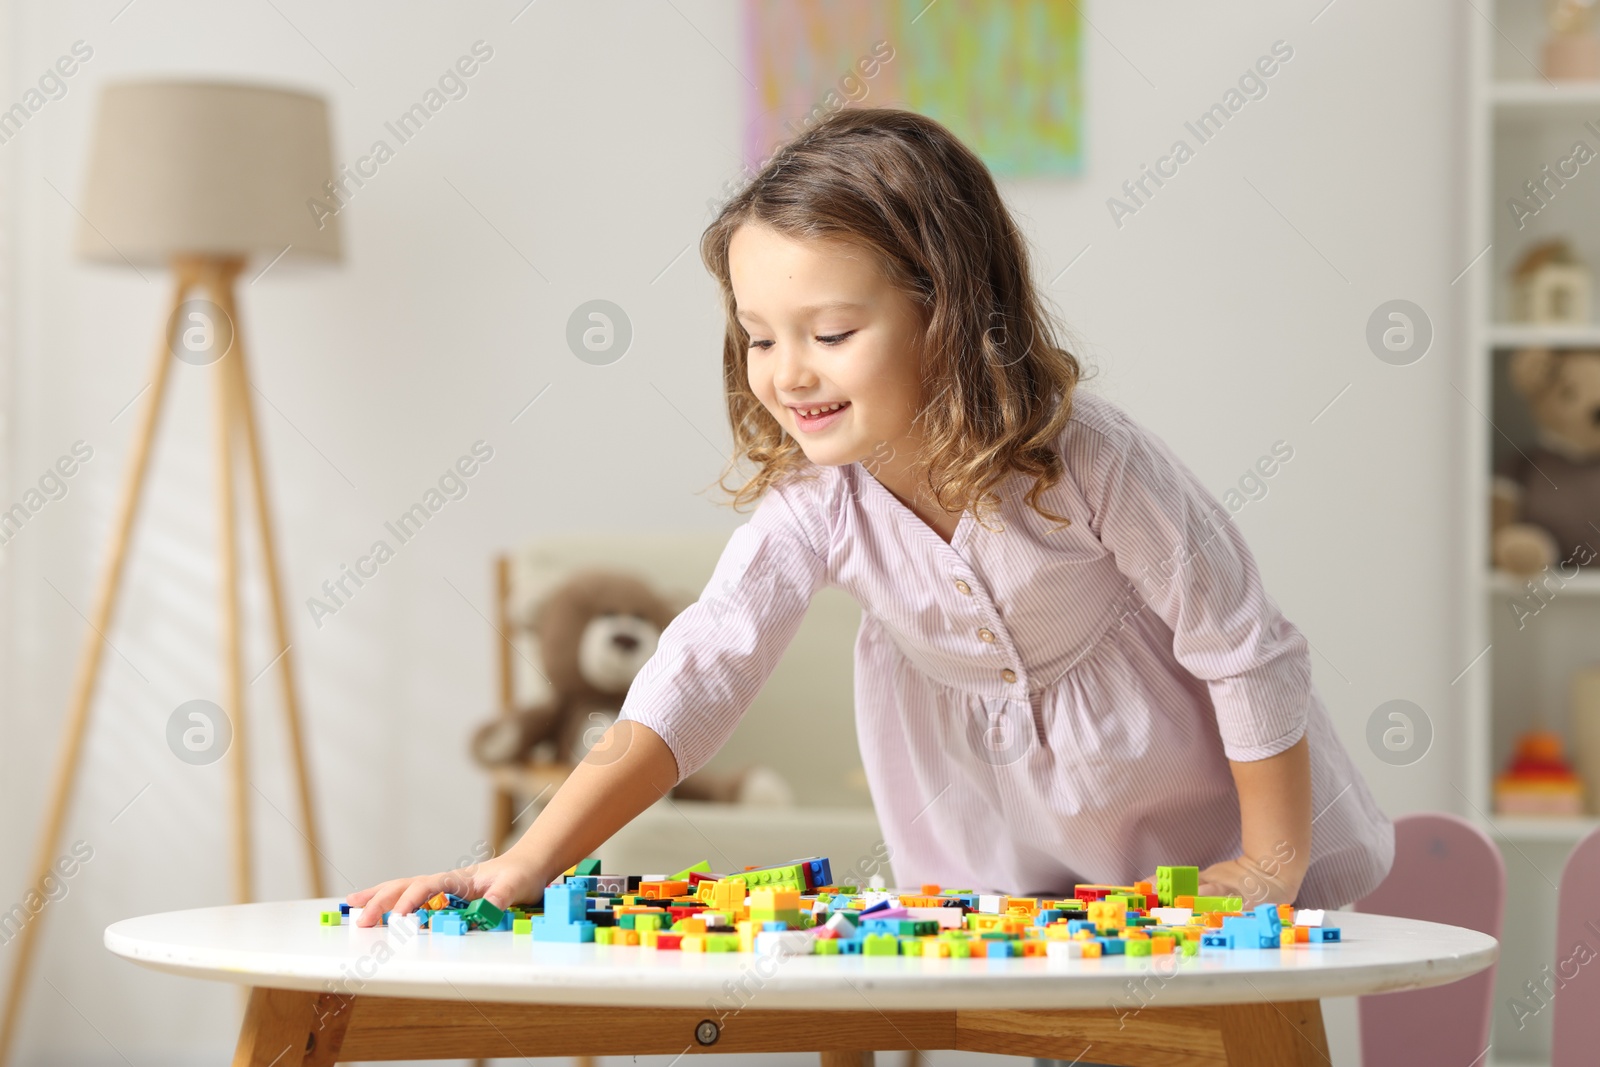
[105,897,1497,1067]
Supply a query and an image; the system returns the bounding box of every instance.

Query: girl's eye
[817,331,856,346]
[748,339,773,351]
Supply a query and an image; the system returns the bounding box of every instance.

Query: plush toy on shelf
[1510,239,1591,324]
[1494,729,1586,815]
[1543,0,1600,81]
[1491,346,1600,575]
[469,567,794,806]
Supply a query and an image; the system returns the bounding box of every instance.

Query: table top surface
[104,897,1498,1011]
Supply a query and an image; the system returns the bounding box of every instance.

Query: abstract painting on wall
[741,0,1083,179]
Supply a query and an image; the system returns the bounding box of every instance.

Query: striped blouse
[617,388,1394,908]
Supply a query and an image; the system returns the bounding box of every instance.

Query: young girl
[350,106,1393,927]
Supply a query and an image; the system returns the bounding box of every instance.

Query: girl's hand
[1195,852,1305,909]
[344,851,546,929]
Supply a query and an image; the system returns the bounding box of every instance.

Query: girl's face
[730,222,927,478]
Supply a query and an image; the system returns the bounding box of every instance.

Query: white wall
[0,1,1464,1063]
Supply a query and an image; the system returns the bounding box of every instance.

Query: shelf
[1491,79,1600,118]
[1487,323,1600,348]
[1481,814,1600,842]
[1489,569,1600,596]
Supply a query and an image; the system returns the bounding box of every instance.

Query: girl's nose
[774,343,815,392]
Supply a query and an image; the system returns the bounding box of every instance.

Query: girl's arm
[1196,733,1312,906]
[347,719,680,926]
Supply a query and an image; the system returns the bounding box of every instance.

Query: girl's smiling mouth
[789,400,851,432]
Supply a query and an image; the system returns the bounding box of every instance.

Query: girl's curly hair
[701,106,1087,530]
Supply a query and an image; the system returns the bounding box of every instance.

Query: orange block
[921,883,942,895]
[1152,935,1175,955]
[1295,926,1310,943]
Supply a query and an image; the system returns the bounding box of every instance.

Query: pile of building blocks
[319,859,1341,958]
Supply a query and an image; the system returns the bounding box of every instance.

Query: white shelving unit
[1467,4,1600,1064]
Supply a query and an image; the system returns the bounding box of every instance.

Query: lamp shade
[76,80,341,267]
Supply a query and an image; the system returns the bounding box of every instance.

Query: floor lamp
[0,82,342,1064]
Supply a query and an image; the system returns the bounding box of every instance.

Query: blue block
[532,919,595,942]
[987,940,1019,957]
[432,914,468,935]
[567,875,598,894]
[1066,919,1095,934]
[339,902,351,916]
[1202,932,1235,949]
[837,938,863,954]
[762,921,789,931]
[861,899,890,914]
[444,893,468,910]
[542,884,588,924]
[1097,938,1126,955]
[495,910,515,931]
[1036,909,1064,926]
[1308,927,1341,943]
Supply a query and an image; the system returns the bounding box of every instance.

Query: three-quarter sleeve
[1077,410,1310,762]
[615,478,830,785]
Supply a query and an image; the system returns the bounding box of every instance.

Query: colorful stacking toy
[324,859,1342,958]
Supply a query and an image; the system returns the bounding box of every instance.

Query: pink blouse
[618,389,1394,908]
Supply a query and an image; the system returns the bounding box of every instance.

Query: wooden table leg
[1217,1001,1329,1066]
[231,988,352,1067]
[820,1054,875,1067]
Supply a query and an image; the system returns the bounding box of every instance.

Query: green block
[1155,865,1200,908]
[705,933,741,952]
[575,858,602,876]
[1126,939,1153,957]
[1181,939,1200,956]
[863,932,899,956]
[815,938,841,954]
[948,938,972,958]
[319,910,342,926]
[635,913,664,932]
[901,938,924,955]
[513,917,533,935]
[463,898,504,931]
[1191,896,1243,913]
[670,860,711,879]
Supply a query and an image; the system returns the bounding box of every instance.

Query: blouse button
[954,579,972,595]
[1001,668,1018,683]
[977,628,996,643]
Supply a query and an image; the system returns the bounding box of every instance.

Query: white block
[346,907,361,923]
[1151,907,1193,926]
[1046,939,1085,959]
[905,906,964,929]
[755,930,815,957]
[823,912,857,938]
[978,894,1005,914]
[387,912,422,935]
[1294,908,1325,927]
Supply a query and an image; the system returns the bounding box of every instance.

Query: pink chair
[1354,812,1504,1067]
[1552,825,1600,1066]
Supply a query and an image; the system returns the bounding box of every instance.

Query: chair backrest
[1355,811,1504,1067]
[1552,825,1600,1066]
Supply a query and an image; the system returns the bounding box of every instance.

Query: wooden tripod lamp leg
[205,258,252,906]
[210,262,327,897]
[0,264,196,1066]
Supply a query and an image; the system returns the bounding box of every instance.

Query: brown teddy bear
[1492,347,1600,574]
[469,567,794,805]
